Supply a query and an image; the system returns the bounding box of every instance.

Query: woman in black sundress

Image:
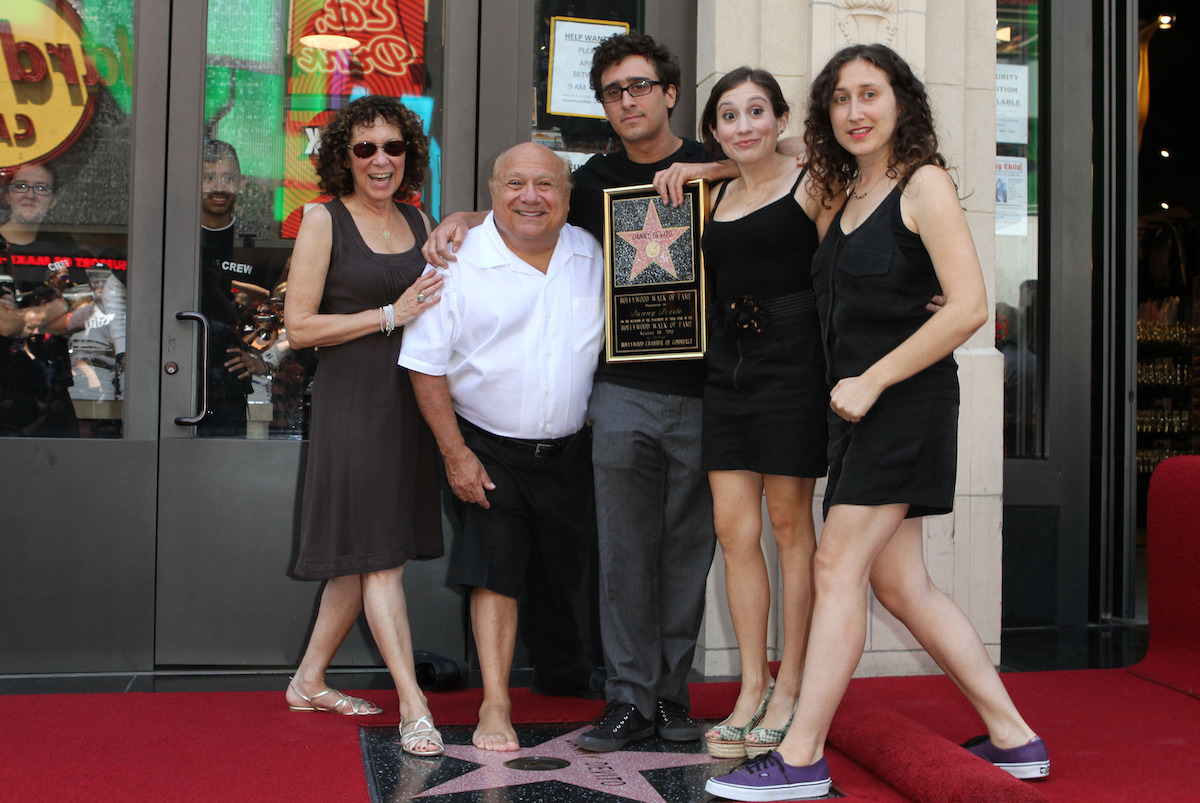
[692,68,831,761]
[283,96,446,757]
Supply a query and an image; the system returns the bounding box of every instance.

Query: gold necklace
[851,174,887,200]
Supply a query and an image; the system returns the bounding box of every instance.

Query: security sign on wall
[1,0,110,172]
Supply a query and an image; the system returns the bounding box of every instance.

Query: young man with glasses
[566,32,721,754]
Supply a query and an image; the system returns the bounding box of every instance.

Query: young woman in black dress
[693,68,830,760]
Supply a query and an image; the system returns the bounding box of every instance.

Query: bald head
[489,143,573,193]
[488,143,572,269]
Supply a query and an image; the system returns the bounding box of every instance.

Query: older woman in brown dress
[282,95,446,756]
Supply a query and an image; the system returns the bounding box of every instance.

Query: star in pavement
[412,724,720,802]
[617,203,690,281]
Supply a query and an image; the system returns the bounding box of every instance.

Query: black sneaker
[576,701,654,752]
[656,699,702,742]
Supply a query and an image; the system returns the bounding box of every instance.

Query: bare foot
[473,702,519,751]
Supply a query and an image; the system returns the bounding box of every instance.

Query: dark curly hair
[589,32,681,117]
[314,95,429,201]
[699,67,790,159]
[803,44,945,205]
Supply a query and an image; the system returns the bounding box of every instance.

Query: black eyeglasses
[347,140,407,159]
[9,181,55,196]
[598,79,664,104]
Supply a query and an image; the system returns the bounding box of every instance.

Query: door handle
[174,310,210,425]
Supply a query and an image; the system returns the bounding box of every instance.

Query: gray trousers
[588,381,716,717]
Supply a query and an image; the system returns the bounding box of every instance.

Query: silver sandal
[287,677,382,716]
[400,715,445,757]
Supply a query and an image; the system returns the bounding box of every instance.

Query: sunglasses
[347,140,407,159]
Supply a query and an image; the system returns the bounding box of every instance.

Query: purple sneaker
[963,735,1050,779]
[704,751,831,801]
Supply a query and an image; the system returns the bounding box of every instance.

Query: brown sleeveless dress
[293,199,443,578]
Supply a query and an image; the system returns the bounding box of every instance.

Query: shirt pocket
[837,247,893,278]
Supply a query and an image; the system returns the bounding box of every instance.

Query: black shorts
[446,419,595,598]
[823,371,959,519]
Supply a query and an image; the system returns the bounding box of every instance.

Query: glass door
[153,0,470,666]
[1,0,161,674]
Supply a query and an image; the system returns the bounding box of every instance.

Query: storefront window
[532,0,644,169]
[197,0,443,439]
[1,0,133,438]
[1134,7,1196,495]
[996,0,1044,458]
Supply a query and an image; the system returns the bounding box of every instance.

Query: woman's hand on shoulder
[395,268,444,325]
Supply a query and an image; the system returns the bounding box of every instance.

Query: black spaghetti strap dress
[293,199,443,578]
[812,185,959,519]
[700,170,829,478]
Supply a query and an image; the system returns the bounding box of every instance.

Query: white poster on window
[547,17,629,119]
[996,64,1029,145]
[996,156,1028,236]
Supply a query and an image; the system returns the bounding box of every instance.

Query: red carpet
[5,457,1198,802]
[5,670,1196,802]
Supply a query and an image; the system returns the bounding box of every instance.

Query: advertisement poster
[996,156,1028,237]
[546,17,628,119]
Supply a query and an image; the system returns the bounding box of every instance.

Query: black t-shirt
[3,231,92,288]
[568,139,712,397]
[201,221,286,297]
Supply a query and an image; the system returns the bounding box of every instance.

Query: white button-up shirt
[398,213,604,439]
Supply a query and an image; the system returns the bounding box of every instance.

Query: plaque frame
[602,180,708,362]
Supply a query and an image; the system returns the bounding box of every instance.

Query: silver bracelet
[383,303,395,335]
[378,306,385,333]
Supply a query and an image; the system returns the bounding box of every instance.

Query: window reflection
[196,0,442,439]
[532,0,644,168]
[1,0,132,439]
[996,0,1044,457]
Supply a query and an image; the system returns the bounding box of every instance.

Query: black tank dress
[812,185,959,519]
[700,170,829,477]
[293,199,443,578]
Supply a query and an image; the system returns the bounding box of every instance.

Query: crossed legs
[288,567,439,752]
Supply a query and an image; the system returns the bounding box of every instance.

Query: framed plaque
[602,180,708,362]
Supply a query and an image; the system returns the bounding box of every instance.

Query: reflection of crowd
[198,139,304,438]
[0,163,127,437]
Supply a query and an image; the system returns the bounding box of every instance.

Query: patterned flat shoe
[744,698,798,759]
[287,677,382,716]
[705,679,774,758]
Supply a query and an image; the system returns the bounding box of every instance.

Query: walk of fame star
[617,203,690,282]
[362,722,748,802]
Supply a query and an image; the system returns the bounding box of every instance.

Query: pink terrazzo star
[413,724,719,802]
[617,203,689,281]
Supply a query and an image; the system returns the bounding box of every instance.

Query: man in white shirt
[399,143,604,752]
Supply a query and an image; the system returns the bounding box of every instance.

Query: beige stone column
[692,0,1004,679]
